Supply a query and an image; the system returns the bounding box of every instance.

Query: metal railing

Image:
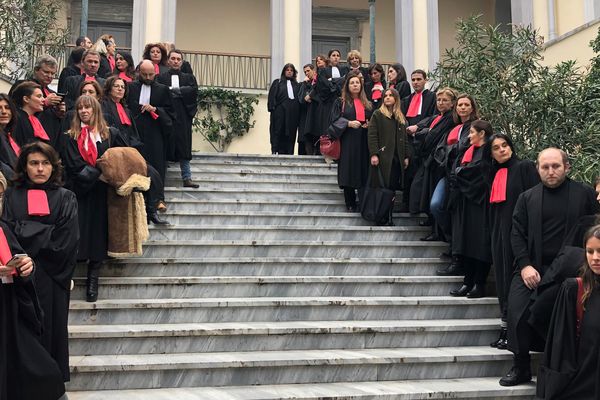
[182,50,271,91]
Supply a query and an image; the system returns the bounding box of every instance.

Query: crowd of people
[271,48,600,398]
[0,34,200,400]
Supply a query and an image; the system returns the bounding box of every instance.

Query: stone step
[147,225,431,241]
[165,167,338,181]
[190,152,326,164]
[67,377,537,399]
[164,186,344,201]
[138,240,447,258]
[68,296,499,325]
[165,176,338,190]
[68,319,501,356]
[162,198,353,213]
[157,211,423,226]
[70,275,463,300]
[73,257,449,278]
[66,346,518,390]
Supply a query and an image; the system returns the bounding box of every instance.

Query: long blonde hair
[378,88,406,124]
[68,95,110,140]
[341,70,372,110]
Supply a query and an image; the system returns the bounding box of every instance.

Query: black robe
[63,75,107,111]
[57,65,81,95]
[267,78,300,154]
[488,156,540,318]
[2,184,79,382]
[401,89,437,126]
[157,69,199,161]
[297,80,313,145]
[0,222,66,400]
[328,98,372,189]
[126,80,174,189]
[408,112,456,213]
[364,80,387,110]
[309,68,338,138]
[537,277,600,399]
[97,54,114,79]
[450,146,492,263]
[0,129,18,181]
[12,109,59,152]
[391,80,411,100]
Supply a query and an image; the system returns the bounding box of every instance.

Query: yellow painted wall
[438,0,495,55]
[533,0,550,41]
[556,0,584,36]
[176,0,270,55]
[0,79,11,94]
[541,21,600,67]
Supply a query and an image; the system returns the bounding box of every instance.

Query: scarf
[461,143,481,165]
[7,132,20,156]
[153,63,159,75]
[372,83,384,101]
[354,98,365,122]
[429,115,443,129]
[108,55,116,71]
[84,74,96,81]
[28,115,50,140]
[118,72,133,82]
[77,125,98,166]
[446,124,463,145]
[406,92,422,118]
[27,189,50,216]
[115,102,131,126]
[490,167,509,203]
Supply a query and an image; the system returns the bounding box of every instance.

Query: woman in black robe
[537,225,600,399]
[364,63,386,109]
[387,63,411,100]
[484,133,540,348]
[62,95,126,303]
[115,51,136,83]
[448,120,493,298]
[141,43,169,75]
[9,82,57,150]
[267,63,300,155]
[328,70,373,211]
[346,50,369,83]
[0,94,20,180]
[2,141,79,382]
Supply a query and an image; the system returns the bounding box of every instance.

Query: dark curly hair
[13,142,63,187]
[142,43,167,66]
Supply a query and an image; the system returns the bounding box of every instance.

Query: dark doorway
[87,22,132,48]
[312,36,350,59]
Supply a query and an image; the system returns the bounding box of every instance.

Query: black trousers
[145,163,164,211]
[462,256,491,287]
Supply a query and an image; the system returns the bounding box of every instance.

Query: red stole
[115,102,131,126]
[28,115,50,140]
[42,87,51,97]
[490,167,509,203]
[461,143,480,165]
[118,72,133,82]
[153,63,159,75]
[406,92,422,117]
[7,132,20,156]
[27,189,50,216]
[446,124,463,145]
[108,55,116,71]
[353,99,365,122]
[429,115,443,129]
[84,74,96,81]
[372,83,384,100]
[0,228,15,280]
[77,126,98,167]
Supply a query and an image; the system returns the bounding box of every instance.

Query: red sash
[42,87,51,97]
[28,115,50,140]
[108,55,116,71]
[354,99,365,122]
[77,126,98,166]
[7,133,20,156]
[118,72,133,82]
[115,102,131,126]
[372,83,384,100]
[446,124,463,145]
[27,189,50,216]
[461,143,480,165]
[0,228,13,274]
[430,115,443,129]
[84,74,96,81]
[406,92,422,117]
[489,167,508,203]
[153,63,159,75]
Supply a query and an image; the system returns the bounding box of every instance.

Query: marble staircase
[67,153,536,399]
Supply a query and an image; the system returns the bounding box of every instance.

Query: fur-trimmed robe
[97,147,150,257]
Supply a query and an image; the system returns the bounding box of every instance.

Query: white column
[547,0,556,40]
[584,0,600,22]
[131,0,148,62]
[426,0,439,73]
[161,0,177,44]
[395,0,414,73]
[283,0,301,70]
[511,0,534,27]
[299,0,312,71]
[270,0,285,81]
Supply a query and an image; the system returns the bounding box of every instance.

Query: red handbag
[319,135,340,160]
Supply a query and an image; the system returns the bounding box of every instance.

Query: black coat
[97,54,113,78]
[538,277,600,399]
[157,69,199,161]
[63,75,106,111]
[57,65,81,94]
[391,80,411,100]
[298,80,316,143]
[0,222,66,400]
[101,99,144,151]
[0,129,18,181]
[2,184,79,381]
[328,98,372,189]
[126,80,174,184]
[401,89,437,126]
[364,80,386,109]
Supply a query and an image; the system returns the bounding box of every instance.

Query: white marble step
[164,176,338,189]
[73,257,449,277]
[68,296,499,325]
[190,152,325,163]
[157,211,423,226]
[68,319,501,356]
[70,275,464,299]
[68,377,536,399]
[161,198,354,213]
[147,224,431,242]
[66,346,518,390]
[166,167,337,180]
[163,186,347,201]
[139,240,447,258]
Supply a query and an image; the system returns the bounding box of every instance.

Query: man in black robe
[63,50,106,111]
[127,60,174,212]
[157,49,199,188]
[58,47,84,94]
[500,147,600,386]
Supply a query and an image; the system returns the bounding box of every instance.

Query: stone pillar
[299,0,312,77]
[511,0,534,27]
[426,0,439,73]
[161,0,177,44]
[284,0,301,71]
[270,0,285,81]
[395,0,414,74]
[584,0,600,22]
[131,0,148,62]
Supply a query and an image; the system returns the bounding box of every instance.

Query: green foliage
[193,87,259,152]
[0,0,70,80]
[432,15,600,183]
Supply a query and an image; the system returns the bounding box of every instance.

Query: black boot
[499,363,532,386]
[466,283,486,298]
[148,211,169,225]
[449,284,472,297]
[86,263,100,303]
[490,327,508,349]
[436,255,465,276]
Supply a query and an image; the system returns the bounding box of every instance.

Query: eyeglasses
[112,84,126,89]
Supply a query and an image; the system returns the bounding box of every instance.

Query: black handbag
[359,166,395,225]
